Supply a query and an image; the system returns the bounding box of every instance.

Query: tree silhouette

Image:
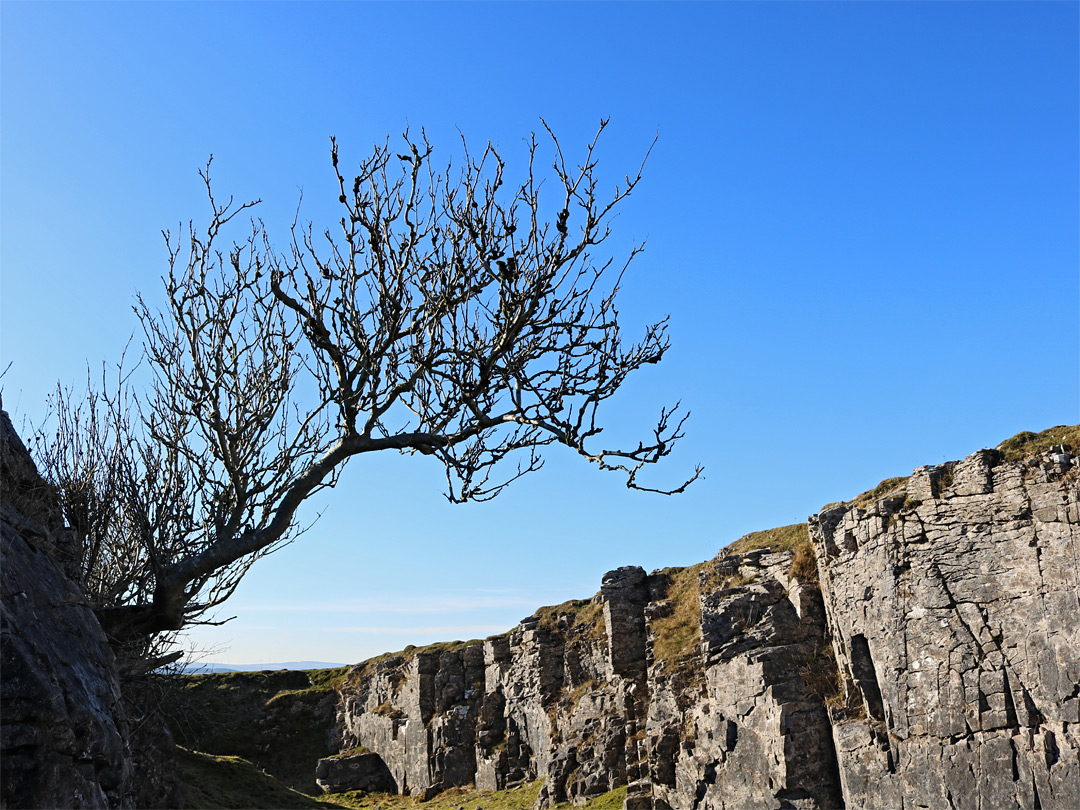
[35,120,701,653]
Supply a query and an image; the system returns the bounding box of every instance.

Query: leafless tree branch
[35,122,702,646]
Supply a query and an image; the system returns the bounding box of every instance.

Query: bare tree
[37,120,701,646]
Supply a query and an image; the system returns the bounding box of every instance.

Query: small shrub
[565,679,598,713]
[723,572,753,589]
[935,465,955,495]
[799,642,839,700]
[371,702,405,719]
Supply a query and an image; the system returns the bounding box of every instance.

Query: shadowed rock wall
[1,408,132,809]
[0,408,183,809]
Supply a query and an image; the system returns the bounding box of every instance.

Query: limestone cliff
[812,444,1079,809]
[327,431,1079,810]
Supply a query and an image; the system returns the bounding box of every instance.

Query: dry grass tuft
[649,563,705,667]
[787,541,819,584]
[997,424,1080,461]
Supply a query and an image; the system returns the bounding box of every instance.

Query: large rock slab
[316,752,396,793]
[811,445,1080,810]
[1,407,131,809]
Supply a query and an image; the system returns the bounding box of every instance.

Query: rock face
[0,407,183,809]
[658,549,842,810]
[332,440,1079,809]
[812,446,1080,810]
[336,553,843,808]
[0,408,131,809]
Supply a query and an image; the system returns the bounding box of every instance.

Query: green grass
[554,784,628,810]
[317,780,627,810]
[318,780,545,810]
[161,668,349,795]
[179,748,631,810]
[177,747,325,809]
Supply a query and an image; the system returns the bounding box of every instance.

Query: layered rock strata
[332,441,1078,810]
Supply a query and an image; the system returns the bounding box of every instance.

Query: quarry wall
[3,399,1077,809]
[329,442,1079,810]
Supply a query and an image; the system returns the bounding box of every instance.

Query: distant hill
[184,661,346,674]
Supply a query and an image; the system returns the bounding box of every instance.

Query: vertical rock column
[600,566,652,809]
[674,550,843,810]
[475,637,511,791]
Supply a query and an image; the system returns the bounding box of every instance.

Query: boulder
[315,752,396,793]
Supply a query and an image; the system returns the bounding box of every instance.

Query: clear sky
[2,2,1077,667]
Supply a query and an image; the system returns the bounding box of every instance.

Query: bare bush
[35,120,701,647]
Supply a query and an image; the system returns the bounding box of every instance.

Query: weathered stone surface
[330,439,1079,810]
[316,752,396,793]
[1,408,131,809]
[655,551,842,810]
[0,407,184,810]
[336,555,843,810]
[812,444,1080,810]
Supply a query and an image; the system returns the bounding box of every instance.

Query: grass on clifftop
[835,424,1080,512]
[997,424,1080,461]
[535,597,605,638]
[725,523,809,554]
[850,476,909,509]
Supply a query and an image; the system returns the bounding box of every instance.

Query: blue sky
[2,2,1077,666]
